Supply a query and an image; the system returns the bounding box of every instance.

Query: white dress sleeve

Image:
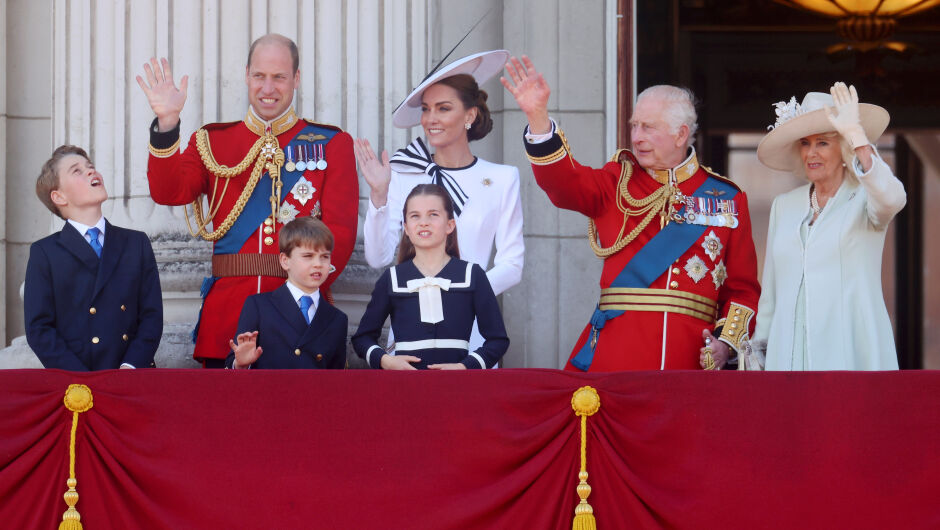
[853,149,906,230]
[752,196,779,346]
[485,165,525,296]
[363,170,407,268]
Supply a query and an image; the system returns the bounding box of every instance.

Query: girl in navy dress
[353,184,509,369]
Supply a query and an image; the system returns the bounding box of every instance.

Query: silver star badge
[278,203,300,224]
[711,260,728,289]
[701,230,723,261]
[290,176,316,206]
[684,255,708,284]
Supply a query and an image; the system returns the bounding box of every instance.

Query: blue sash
[213,124,337,254]
[569,174,738,371]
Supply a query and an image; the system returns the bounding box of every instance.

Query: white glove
[824,82,869,150]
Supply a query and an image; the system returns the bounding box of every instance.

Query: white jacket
[363,157,524,296]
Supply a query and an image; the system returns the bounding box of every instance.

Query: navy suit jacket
[226,284,347,369]
[24,221,163,370]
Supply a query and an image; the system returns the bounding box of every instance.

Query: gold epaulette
[148,137,181,158]
[717,302,755,352]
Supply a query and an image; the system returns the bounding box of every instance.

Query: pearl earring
[464,122,471,130]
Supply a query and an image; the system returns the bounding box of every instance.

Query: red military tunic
[525,128,760,371]
[148,108,358,362]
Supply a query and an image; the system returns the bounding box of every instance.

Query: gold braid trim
[588,156,680,258]
[570,386,600,530]
[719,302,755,353]
[185,128,281,242]
[148,138,181,158]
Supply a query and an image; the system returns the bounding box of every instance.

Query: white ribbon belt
[405,277,451,324]
[394,339,469,352]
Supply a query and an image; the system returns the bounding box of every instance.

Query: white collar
[285,280,320,308]
[68,217,106,239]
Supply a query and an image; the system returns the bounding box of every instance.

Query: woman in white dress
[749,82,906,370]
[354,51,524,367]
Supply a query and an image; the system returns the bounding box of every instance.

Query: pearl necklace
[810,187,822,216]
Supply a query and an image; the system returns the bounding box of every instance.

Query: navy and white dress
[352,258,509,369]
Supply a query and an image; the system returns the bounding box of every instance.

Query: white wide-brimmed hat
[756,91,890,172]
[391,49,510,129]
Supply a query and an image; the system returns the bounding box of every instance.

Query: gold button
[731,323,738,329]
[733,316,740,322]
[120,305,126,311]
[316,354,323,361]
[672,267,680,275]
[263,226,274,235]
[92,337,99,344]
[294,349,301,356]
[122,334,129,341]
[735,308,741,314]
[669,281,678,289]
[89,307,96,315]
[728,330,736,336]
[264,218,274,226]
[264,236,274,246]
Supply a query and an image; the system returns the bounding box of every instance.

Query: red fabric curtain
[1,369,938,529]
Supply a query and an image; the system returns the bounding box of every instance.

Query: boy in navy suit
[227,216,348,369]
[25,145,163,370]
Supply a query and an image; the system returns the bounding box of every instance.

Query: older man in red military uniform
[502,56,760,371]
[137,34,358,367]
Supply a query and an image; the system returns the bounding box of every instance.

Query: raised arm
[136,57,189,132]
[501,55,552,135]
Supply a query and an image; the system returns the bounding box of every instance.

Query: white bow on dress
[405,277,452,324]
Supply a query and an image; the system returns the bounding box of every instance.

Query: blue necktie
[86,228,102,258]
[299,295,313,324]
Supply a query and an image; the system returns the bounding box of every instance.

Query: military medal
[285,146,296,172]
[315,144,328,170]
[295,145,307,172]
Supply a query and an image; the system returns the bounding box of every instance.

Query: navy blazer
[225,284,348,369]
[24,221,163,370]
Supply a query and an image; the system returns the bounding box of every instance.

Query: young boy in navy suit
[227,216,348,369]
[25,145,163,370]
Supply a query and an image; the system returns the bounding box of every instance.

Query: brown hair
[434,74,493,141]
[247,33,299,73]
[36,145,90,219]
[279,216,334,256]
[396,184,460,264]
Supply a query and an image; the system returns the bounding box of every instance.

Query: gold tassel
[571,386,600,530]
[58,384,94,530]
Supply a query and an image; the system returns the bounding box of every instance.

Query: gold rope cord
[58,384,93,530]
[588,157,678,258]
[570,386,600,530]
[186,129,283,242]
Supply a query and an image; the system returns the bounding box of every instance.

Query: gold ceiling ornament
[775,0,940,52]
[570,386,601,530]
[58,384,94,530]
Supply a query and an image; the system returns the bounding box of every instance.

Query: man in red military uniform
[503,56,760,371]
[137,34,358,367]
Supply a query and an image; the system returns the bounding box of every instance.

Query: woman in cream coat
[751,82,906,370]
